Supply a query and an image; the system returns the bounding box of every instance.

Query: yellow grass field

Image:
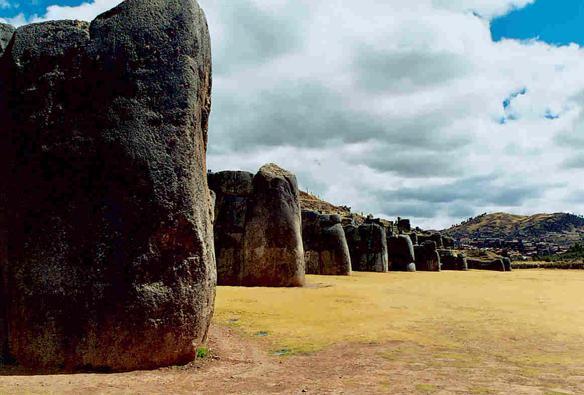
[1,270,583,394]
[215,270,584,376]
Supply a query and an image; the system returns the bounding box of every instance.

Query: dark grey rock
[344,223,388,272]
[388,235,416,272]
[503,257,512,272]
[442,236,455,249]
[208,171,254,285]
[467,258,506,272]
[439,250,468,271]
[302,210,351,276]
[0,23,14,56]
[409,233,418,245]
[397,217,411,234]
[430,233,444,249]
[414,241,441,272]
[0,0,215,372]
[242,164,305,287]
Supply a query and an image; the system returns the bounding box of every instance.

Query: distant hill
[443,212,584,245]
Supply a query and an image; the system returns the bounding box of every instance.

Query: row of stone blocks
[209,167,477,283]
[0,0,217,372]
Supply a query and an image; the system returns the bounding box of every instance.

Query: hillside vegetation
[444,212,584,242]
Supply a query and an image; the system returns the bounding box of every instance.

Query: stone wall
[302,211,351,275]
[209,164,305,287]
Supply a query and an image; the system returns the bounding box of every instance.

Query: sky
[2,0,584,229]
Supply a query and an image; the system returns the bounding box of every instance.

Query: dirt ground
[1,270,583,394]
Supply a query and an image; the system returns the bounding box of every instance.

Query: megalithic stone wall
[302,210,351,276]
[242,164,305,287]
[209,164,305,287]
[439,250,468,271]
[208,171,254,285]
[344,223,388,272]
[414,241,441,272]
[0,0,215,372]
[388,235,416,272]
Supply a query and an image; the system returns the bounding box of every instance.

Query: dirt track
[2,271,584,394]
[1,323,581,394]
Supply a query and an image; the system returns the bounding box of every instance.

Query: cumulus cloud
[3,0,584,229]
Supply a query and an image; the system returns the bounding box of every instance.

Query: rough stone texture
[241,164,305,287]
[417,233,444,248]
[397,218,411,234]
[431,233,444,249]
[0,23,14,56]
[503,257,512,272]
[409,233,418,245]
[467,258,506,272]
[442,236,455,249]
[414,241,441,272]
[208,171,253,285]
[439,250,468,271]
[344,223,388,272]
[302,210,351,276]
[388,235,416,272]
[0,0,215,372]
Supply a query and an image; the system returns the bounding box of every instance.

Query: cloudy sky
[2,0,584,229]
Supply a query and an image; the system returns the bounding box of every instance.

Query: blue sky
[491,0,584,46]
[0,1,83,18]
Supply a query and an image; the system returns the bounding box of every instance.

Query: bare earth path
[1,270,583,394]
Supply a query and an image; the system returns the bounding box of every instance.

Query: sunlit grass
[214,270,584,369]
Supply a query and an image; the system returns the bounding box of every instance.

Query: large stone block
[439,250,468,271]
[208,171,253,285]
[467,258,506,272]
[0,23,14,56]
[388,235,416,272]
[241,164,305,287]
[414,241,441,272]
[209,164,305,287]
[344,223,388,272]
[0,0,215,371]
[302,210,351,276]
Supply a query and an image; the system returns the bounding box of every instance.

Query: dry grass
[215,270,584,368]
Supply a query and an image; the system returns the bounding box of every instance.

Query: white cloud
[200,0,584,228]
[4,0,584,229]
[0,0,123,26]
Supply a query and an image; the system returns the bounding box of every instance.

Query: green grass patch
[196,347,210,359]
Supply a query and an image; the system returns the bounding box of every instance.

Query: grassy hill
[443,212,584,244]
[299,191,352,217]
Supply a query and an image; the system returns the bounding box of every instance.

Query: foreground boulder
[388,235,416,272]
[414,241,441,272]
[467,258,506,272]
[0,0,215,371]
[208,171,254,285]
[439,250,468,271]
[344,223,388,272]
[302,211,351,275]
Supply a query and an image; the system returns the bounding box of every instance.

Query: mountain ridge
[443,212,584,238]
